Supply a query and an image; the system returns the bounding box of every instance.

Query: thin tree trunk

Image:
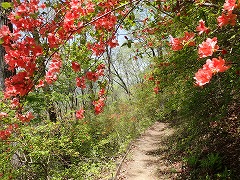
[44,85,58,122]
[0,0,14,90]
[48,104,57,122]
[0,45,5,90]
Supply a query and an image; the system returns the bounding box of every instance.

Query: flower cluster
[217,0,237,27]
[85,64,105,82]
[87,40,106,56]
[93,98,105,115]
[92,88,106,114]
[0,0,124,141]
[8,0,45,31]
[4,71,34,99]
[0,124,18,140]
[93,10,117,31]
[193,0,236,86]
[0,26,43,99]
[169,31,195,51]
[194,57,230,86]
[154,86,160,94]
[45,54,62,84]
[76,76,86,89]
[76,109,85,120]
[74,62,105,89]
[153,80,160,94]
[198,37,219,58]
[0,128,12,140]
[196,20,210,35]
[98,88,105,97]
[16,112,34,123]
[71,62,81,72]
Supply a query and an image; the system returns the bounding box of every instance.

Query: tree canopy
[0,0,240,179]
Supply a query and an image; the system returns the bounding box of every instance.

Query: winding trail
[116,121,181,180]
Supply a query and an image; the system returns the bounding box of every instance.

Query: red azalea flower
[181,31,195,46]
[196,20,210,35]
[86,71,99,82]
[17,112,34,123]
[76,109,85,120]
[203,57,230,73]
[93,98,105,115]
[96,64,105,77]
[0,25,11,38]
[4,72,34,98]
[35,80,45,88]
[194,68,213,86]
[223,0,236,11]
[194,57,230,86]
[98,88,105,97]
[71,61,81,72]
[10,98,20,109]
[107,37,119,48]
[148,75,154,81]
[153,86,160,94]
[0,112,8,119]
[169,35,183,51]
[47,33,61,48]
[198,37,219,58]
[169,32,195,50]
[0,129,11,140]
[45,54,62,84]
[217,11,237,27]
[76,77,86,89]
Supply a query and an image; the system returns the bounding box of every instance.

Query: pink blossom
[196,20,210,35]
[0,112,8,119]
[198,37,219,58]
[76,109,85,120]
[223,0,236,11]
[217,11,237,27]
[169,35,183,51]
[194,68,213,86]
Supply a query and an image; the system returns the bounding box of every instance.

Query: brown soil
[116,121,182,180]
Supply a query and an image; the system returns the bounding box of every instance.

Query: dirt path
[117,121,181,180]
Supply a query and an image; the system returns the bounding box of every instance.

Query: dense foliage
[0,0,239,179]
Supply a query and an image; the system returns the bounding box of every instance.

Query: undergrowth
[159,69,240,179]
[0,85,159,179]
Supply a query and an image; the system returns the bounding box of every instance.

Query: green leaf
[0,39,3,45]
[121,42,128,47]
[121,40,133,48]
[1,2,13,9]
[127,41,132,48]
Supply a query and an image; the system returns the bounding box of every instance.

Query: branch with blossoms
[168,0,239,87]
[28,0,143,96]
[194,57,230,86]
[0,0,145,140]
[194,0,239,86]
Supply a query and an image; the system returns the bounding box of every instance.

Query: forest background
[0,0,240,179]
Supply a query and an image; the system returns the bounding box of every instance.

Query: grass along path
[116,121,182,180]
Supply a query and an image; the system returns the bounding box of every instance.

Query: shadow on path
[117,122,182,180]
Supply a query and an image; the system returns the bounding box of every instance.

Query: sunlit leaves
[1,2,12,9]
